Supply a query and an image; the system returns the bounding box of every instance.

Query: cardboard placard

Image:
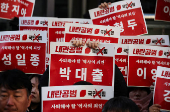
[0,0,35,19]
[49,42,115,86]
[154,66,170,111]
[0,31,46,74]
[128,45,170,87]
[48,18,92,53]
[42,85,114,112]
[89,0,147,36]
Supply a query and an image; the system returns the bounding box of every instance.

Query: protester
[102,96,140,112]
[0,69,32,112]
[127,87,153,112]
[28,74,41,112]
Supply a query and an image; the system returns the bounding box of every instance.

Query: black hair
[9,17,19,31]
[102,96,140,112]
[28,74,41,83]
[128,87,151,95]
[73,81,93,85]
[0,69,32,97]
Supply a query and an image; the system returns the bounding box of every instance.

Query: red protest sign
[120,35,170,46]
[64,23,120,44]
[154,66,170,111]
[42,86,114,112]
[50,42,115,86]
[115,44,128,83]
[0,31,46,74]
[19,17,50,66]
[89,0,147,36]
[0,0,35,19]
[48,18,92,53]
[155,0,170,22]
[128,45,170,87]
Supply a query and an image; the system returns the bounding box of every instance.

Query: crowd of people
[0,1,169,112]
[0,40,165,112]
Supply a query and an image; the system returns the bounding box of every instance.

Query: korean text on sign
[89,0,147,36]
[49,42,115,86]
[115,44,129,83]
[155,0,170,22]
[120,35,170,46]
[0,31,47,74]
[42,86,114,112]
[0,0,35,19]
[19,17,49,31]
[64,23,120,44]
[154,66,170,111]
[128,45,170,87]
[48,18,92,53]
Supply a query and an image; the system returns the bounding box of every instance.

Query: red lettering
[145,49,151,55]
[97,11,100,17]
[151,50,157,56]
[122,39,127,44]
[47,91,55,98]
[21,20,34,25]
[52,21,57,26]
[161,71,170,77]
[110,6,114,12]
[94,12,97,17]
[139,39,144,44]
[128,39,133,44]
[47,91,50,98]
[69,26,76,32]
[161,71,165,76]
[133,39,138,44]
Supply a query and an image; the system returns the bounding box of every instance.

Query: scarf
[131,92,153,112]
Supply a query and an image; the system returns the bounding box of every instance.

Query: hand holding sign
[71,39,100,49]
[98,2,112,9]
[149,104,161,112]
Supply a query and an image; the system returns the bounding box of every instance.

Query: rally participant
[128,87,153,112]
[102,96,140,112]
[0,69,32,112]
[28,74,41,112]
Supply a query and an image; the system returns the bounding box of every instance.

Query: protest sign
[19,17,51,66]
[64,23,120,44]
[0,31,46,74]
[50,42,115,86]
[115,44,128,83]
[48,18,92,53]
[89,0,147,36]
[42,85,114,112]
[128,45,170,87]
[154,66,170,111]
[0,0,35,19]
[120,35,169,46]
[155,0,170,22]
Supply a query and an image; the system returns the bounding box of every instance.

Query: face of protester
[129,88,148,100]
[31,77,40,103]
[0,87,32,112]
